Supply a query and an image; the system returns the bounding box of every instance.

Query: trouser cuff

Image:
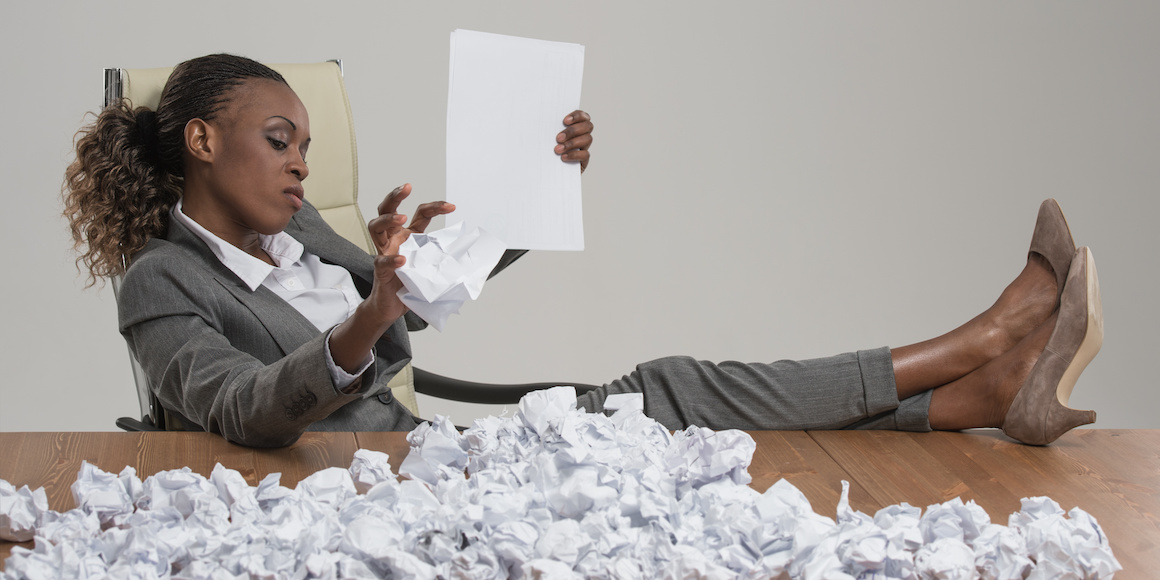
[895,391,933,432]
[858,346,932,432]
[859,346,900,417]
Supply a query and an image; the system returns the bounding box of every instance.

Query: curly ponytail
[64,54,287,286]
[64,102,181,285]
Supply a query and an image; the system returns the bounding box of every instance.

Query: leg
[892,198,1077,400]
[930,247,1100,444]
[577,348,922,431]
[576,201,1093,442]
[891,253,1058,400]
[926,313,1056,431]
[577,254,1058,432]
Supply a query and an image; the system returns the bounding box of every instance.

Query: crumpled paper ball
[0,388,1122,579]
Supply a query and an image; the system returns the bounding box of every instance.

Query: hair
[63,54,288,285]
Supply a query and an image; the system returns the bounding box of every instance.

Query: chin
[261,215,296,236]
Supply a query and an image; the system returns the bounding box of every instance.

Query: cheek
[219,145,274,185]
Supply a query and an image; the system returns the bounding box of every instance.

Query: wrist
[355,296,401,332]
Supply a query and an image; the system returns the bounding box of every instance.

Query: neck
[180,194,273,266]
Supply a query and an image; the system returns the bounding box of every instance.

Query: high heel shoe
[1002,246,1102,445]
[1029,199,1076,301]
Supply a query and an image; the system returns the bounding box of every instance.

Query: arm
[118,246,412,447]
[327,189,417,373]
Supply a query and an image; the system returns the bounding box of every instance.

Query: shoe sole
[1055,247,1103,408]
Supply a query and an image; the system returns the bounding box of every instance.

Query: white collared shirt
[171,201,372,389]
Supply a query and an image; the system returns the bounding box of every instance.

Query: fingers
[370,253,408,313]
[367,212,407,255]
[408,201,456,234]
[365,209,411,323]
[554,133,593,156]
[557,143,590,173]
[371,228,408,297]
[562,110,591,126]
[373,253,406,280]
[374,183,456,237]
[377,226,410,269]
[556,110,593,172]
[377,183,412,216]
[555,133,592,172]
[555,117,594,145]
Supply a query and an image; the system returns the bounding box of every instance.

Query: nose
[289,154,309,181]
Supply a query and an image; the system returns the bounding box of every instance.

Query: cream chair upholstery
[108,61,420,419]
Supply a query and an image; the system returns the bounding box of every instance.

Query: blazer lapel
[216,282,321,356]
[286,202,375,289]
[167,220,322,357]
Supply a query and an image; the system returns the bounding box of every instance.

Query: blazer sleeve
[489,249,529,279]
[118,241,411,448]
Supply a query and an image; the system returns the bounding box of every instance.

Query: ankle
[987,263,1057,354]
[990,320,1055,426]
[974,316,1012,364]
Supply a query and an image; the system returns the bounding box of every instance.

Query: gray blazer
[118,201,421,447]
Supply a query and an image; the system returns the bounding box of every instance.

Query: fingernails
[554,144,564,153]
[565,115,573,123]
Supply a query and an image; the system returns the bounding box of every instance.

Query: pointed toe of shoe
[1029,199,1077,299]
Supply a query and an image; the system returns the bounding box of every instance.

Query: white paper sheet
[446,29,585,251]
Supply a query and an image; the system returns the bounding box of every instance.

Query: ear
[183,118,215,163]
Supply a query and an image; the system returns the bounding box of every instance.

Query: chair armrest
[412,367,598,405]
[116,416,162,432]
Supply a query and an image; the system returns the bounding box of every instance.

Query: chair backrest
[107,61,420,425]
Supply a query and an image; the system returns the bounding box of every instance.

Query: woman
[65,54,1101,448]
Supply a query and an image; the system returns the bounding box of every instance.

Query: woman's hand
[363,183,455,318]
[369,183,457,240]
[555,110,594,173]
[329,184,456,373]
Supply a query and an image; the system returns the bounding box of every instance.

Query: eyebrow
[268,115,297,130]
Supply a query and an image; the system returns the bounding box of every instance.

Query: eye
[267,137,288,151]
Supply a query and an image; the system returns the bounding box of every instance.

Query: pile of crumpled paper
[1,387,1121,579]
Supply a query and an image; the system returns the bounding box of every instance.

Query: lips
[284,185,305,210]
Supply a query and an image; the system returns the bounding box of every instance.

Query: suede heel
[1029,199,1076,301]
[1001,247,1101,445]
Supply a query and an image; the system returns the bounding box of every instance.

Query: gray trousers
[576,347,931,432]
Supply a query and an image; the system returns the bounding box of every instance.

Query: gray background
[2,1,1156,431]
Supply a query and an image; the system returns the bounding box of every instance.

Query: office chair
[106,61,595,432]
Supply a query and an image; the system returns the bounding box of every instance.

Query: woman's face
[193,78,312,238]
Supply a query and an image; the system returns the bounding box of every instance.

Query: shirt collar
[171,200,305,291]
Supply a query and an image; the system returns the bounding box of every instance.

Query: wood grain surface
[2,429,1156,576]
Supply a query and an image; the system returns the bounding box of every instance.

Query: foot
[975,252,1059,363]
[891,257,1057,401]
[978,197,1076,360]
[928,312,1056,431]
[1001,247,1101,445]
[890,200,1074,398]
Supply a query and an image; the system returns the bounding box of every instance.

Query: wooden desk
[2,430,1157,576]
